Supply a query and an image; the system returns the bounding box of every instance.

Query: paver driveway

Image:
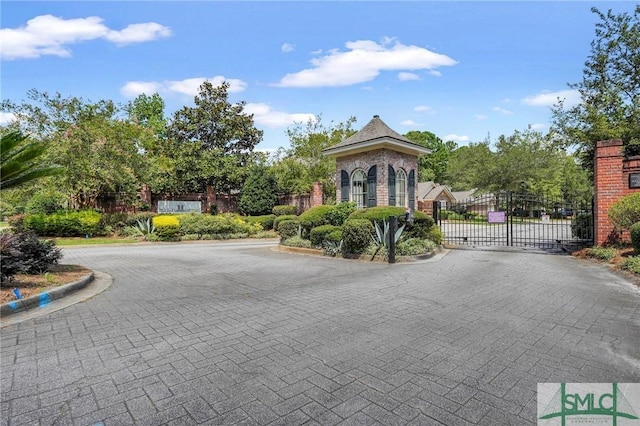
[1,240,639,425]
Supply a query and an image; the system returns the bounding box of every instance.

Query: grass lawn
[54,237,139,246]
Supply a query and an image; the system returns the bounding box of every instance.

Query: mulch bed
[0,264,92,304]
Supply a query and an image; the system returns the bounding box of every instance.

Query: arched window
[396,168,407,207]
[351,169,367,209]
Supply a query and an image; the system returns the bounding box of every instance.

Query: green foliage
[326,229,343,243]
[404,214,436,240]
[608,193,640,230]
[348,206,408,223]
[299,205,335,234]
[167,81,263,194]
[246,214,276,231]
[309,225,342,247]
[281,236,313,248]
[322,239,343,257]
[0,201,19,219]
[136,219,156,240]
[177,213,259,239]
[342,219,374,255]
[571,213,593,239]
[25,191,66,214]
[552,6,640,168]
[152,215,181,241]
[0,130,63,191]
[404,130,457,182]
[277,219,301,240]
[326,202,356,226]
[209,204,218,215]
[585,246,617,261]
[238,166,278,215]
[396,238,437,256]
[630,222,640,253]
[273,214,298,231]
[426,226,444,245]
[1,232,62,284]
[23,210,102,237]
[621,256,640,275]
[272,205,298,216]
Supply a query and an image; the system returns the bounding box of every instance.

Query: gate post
[507,191,512,246]
[432,200,439,223]
[388,216,397,264]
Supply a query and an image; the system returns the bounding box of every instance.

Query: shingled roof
[323,115,431,157]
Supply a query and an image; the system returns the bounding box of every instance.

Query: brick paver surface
[1,241,639,425]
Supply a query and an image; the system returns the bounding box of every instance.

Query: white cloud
[400,120,423,127]
[493,107,513,115]
[443,134,470,143]
[530,123,547,131]
[474,114,488,121]
[281,43,295,53]
[1,14,171,60]
[274,38,457,87]
[244,103,316,128]
[0,112,17,125]
[522,89,581,107]
[414,105,434,113]
[398,72,420,81]
[428,70,442,77]
[120,76,247,98]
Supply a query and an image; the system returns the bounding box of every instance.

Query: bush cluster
[277,219,301,240]
[396,238,436,256]
[299,205,335,235]
[273,214,298,231]
[245,214,276,231]
[23,210,102,237]
[272,205,298,216]
[608,193,640,230]
[348,206,408,222]
[585,246,617,261]
[342,219,374,255]
[309,225,341,247]
[1,232,62,284]
[630,222,640,253]
[153,215,181,241]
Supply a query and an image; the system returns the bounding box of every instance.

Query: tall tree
[272,115,357,197]
[552,6,640,169]
[167,81,263,194]
[404,130,457,182]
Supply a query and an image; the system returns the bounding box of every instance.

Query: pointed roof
[418,181,455,201]
[323,115,431,157]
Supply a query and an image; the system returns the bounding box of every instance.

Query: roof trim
[323,137,431,157]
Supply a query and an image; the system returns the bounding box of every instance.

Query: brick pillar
[139,184,152,209]
[206,186,216,213]
[310,182,324,207]
[594,140,625,245]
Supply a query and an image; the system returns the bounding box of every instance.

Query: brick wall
[594,140,640,245]
[335,149,418,207]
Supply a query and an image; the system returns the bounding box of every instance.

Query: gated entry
[433,191,594,249]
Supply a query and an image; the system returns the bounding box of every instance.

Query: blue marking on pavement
[39,292,51,308]
[8,301,18,310]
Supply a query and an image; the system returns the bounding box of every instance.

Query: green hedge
[273,205,298,216]
[348,206,408,223]
[326,202,356,226]
[342,219,374,255]
[177,213,260,238]
[405,215,436,239]
[309,225,342,247]
[23,210,102,237]
[299,205,335,234]
[273,214,298,231]
[246,214,276,231]
[631,222,640,253]
[277,219,300,240]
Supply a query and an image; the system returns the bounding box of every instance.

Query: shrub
[238,167,278,215]
[621,256,640,275]
[23,210,102,237]
[25,192,66,214]
[125,212,156,227]
[631,222,640,253]
[426,226,444,245]
[323,240,343,257]
[396,238,436,256]
[153,215,181,241]
[273,214,298,231]
[405,213,435,240]
[342,219,374,255]
[1,232,62,284]
[100,212,129,232]
[309,225,342,247]
[299,205,335,235]
[277,219,301,240]
[273,205,298,216]
[571,213,593,240]
[609,193,640,230]
[348,206,407,223]
[281,236,313,248]
[209,204,218,215]
[584,246,617,261]
[246,214,276,231]
[326,229,343,243]
[326,202,357,226]
[7,214,25,232]
[0,200,19,219]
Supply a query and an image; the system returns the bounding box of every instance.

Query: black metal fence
[434,191,594,250]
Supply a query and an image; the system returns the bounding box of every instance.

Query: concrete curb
[272,244,448,263]
[0,272,94,316]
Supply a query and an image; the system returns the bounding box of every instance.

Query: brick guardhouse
[323,115,431,210]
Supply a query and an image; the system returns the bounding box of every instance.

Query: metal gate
[433,191,594,250]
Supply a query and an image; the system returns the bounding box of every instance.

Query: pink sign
[488,211,506,223]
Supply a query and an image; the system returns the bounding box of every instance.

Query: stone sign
[157,201,202,214]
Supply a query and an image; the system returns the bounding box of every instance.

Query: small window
[351,169,367,209]
[396,168,407,207]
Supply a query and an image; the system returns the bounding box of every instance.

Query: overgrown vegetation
[584,246,617,261]
[1,232,62,284]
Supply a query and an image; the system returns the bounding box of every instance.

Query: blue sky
[1,1,637,152]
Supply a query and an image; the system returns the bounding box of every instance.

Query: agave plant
[323,239,343,257]
[136,218,156,240]
[371,218,405,259]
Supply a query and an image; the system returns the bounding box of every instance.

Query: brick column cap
[596,139,623,148]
